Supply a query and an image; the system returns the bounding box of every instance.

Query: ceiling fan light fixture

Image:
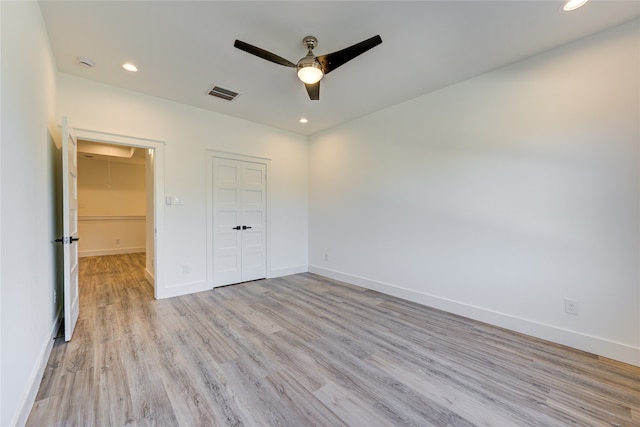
[297,58,323,84]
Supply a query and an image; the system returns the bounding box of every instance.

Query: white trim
[205,150,272,288]
[79,215,145,221]
[162,280,211,299]
[79,247,146,258]
[309,265,640,367]
[14,314,62,427]
[72,127,165,146]
[204,149,269,163]
[144,268,155,286]
[270,264,308,278]
[73,128,165,300]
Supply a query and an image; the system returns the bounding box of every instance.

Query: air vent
[207,85,240,101]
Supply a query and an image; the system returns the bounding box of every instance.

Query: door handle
[242,226,252,230]
[232,226,241,230]
[54,236,80,244]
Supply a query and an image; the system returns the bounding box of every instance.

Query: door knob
[242,226,252,230]
[54,236,80,244]
[232,226,241,230]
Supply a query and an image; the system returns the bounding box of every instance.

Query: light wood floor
[27,254,639,426]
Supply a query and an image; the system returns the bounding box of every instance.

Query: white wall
[78,217,146,257]
[78,157,146,216]
[0,2,60,425]
[78,157,146,256]
[58,74,309,298]
[309,20,640,366]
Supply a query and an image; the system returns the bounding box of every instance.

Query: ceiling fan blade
[234,40,296,67]
[305,81,320,100]
[316,35,382,74]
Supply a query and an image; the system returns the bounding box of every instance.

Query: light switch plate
[165,195,184,205]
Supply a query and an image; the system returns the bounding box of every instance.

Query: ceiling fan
[234,35,383,100]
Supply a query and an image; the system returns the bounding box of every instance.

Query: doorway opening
[73,128,165,298]
[76,140,152,282]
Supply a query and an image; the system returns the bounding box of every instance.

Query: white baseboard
[157,280,212,299]
[309,265,640,367]
[269,264,308,278]
[144,268,155,287]
[167,265,308,301]
[156,263,308,300]
[13,313,62,427]
[79,247,145,257]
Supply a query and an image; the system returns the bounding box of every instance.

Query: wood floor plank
[263,370,348,426]
[304,327,478,426]
[95,303,121,343]
[366,351,547,427]
[68,367,96,426]
[61,318,94,374]
[95,340,134,426]
[128,376,179,426]
[34,338,68,401]
[146,339,217,426]
[313,381,385,426]
[26,253,640,427]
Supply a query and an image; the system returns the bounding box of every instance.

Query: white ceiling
[39,1,639,136]
[78,140,147,165]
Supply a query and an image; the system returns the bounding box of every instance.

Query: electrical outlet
[565,299,579,315]
[324,253,329,262]
[115,239,121,245]
[182,265,190,274]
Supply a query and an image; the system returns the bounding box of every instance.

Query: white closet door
[212,157,266,286]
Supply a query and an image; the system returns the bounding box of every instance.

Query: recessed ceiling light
[122,63,138,72]
[299,118,309,124]
[562,0,589,11]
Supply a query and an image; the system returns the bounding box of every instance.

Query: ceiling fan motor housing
[302,35,318,50]
[297,53,320,69]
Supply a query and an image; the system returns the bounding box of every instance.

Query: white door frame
[206,150,271,287]
[73,127,165,299]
